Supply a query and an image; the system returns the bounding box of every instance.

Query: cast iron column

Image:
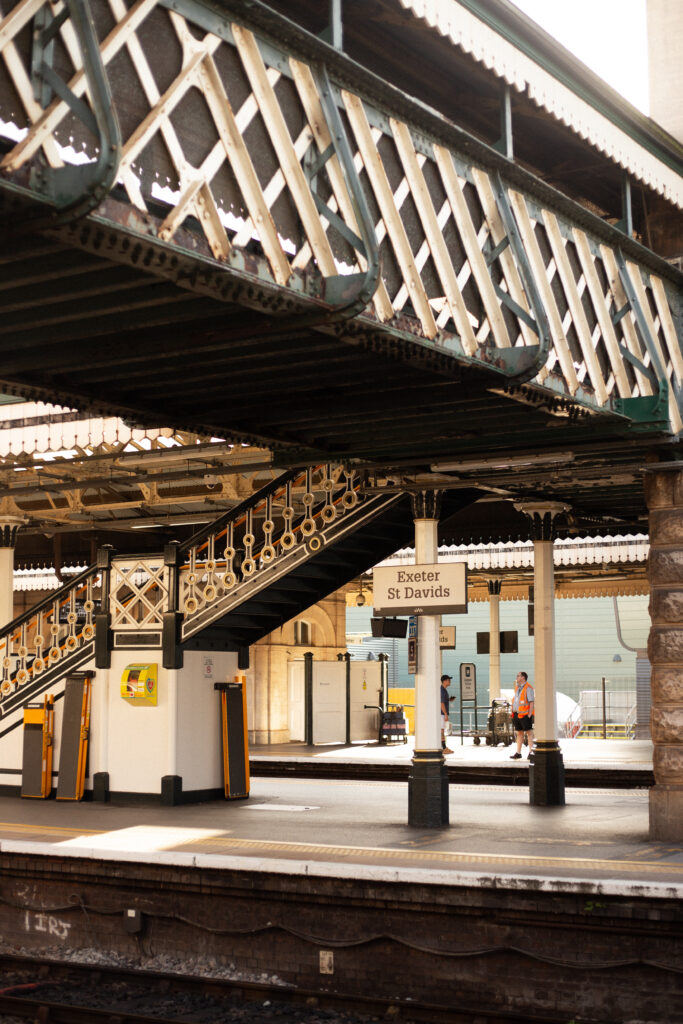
[408,490,448,827]
[516,502,568,806]
[645,466,683,840]
[487,577,502,701]
[0,518,23,628]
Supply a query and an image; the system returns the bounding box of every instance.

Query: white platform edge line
[2,840,681,901]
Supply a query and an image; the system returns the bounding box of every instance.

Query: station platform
[1,735,681,1023]
[252,734,654,772]
[0,737,672,893]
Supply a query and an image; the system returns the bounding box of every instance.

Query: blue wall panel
[347,595,648,708]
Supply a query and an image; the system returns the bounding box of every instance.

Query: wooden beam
[598,244,653,398]
[471,168,538,353]
[198,55,291,284]
[2,0,158,171]
[571,230,631,400]
[650,275,683,391]
[624,259,682,433]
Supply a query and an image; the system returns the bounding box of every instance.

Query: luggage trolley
[364,703,409,744]
[472,698,514,747]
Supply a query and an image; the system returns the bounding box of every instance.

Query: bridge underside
[0,209,675,535]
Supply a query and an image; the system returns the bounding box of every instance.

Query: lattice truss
[0,0,680,422]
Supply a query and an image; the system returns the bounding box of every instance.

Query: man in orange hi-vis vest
[509,670,535,761]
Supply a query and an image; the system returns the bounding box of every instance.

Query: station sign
[460,663,476,701]
[408,637,418,675]
[439,626,456,649]
[373,562,467,616]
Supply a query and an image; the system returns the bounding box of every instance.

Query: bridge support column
[408,491,448,828]
[645,467,683,840]
[487,577,502,701]
[516,502,568,806]
[0,518,23,627]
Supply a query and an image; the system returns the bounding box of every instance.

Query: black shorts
[512,713,534,732]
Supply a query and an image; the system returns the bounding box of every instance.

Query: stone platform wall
[1,852,680,1022]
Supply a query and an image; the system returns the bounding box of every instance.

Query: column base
[408,750,449,827]
[161,774,183,806]
[92,772,110,803]
[650,785,683,840]
[529,741,565,806]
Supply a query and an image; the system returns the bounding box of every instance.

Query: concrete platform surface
[252,736,654,770]
[1,735,680,900]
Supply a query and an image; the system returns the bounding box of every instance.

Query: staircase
[0,467,476,723]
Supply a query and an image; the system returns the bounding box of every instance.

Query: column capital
[411,489,442,521]
[486,577,502,596]
[514,501,569,541]
[0,517,26,549]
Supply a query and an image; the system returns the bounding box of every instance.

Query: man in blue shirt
[440,673,454,754]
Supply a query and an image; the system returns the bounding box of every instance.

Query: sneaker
[443,747,454,754]
[510,752,522,760]
[527,753,534,760]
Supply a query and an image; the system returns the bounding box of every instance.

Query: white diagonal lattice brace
[232,23,337,279]
[1,0,158,171]
[542,211,609,405]
[391,118,477,354]
[343,91,437,339]
[289,57,393,321]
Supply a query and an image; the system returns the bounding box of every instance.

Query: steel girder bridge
[0,0,681,538]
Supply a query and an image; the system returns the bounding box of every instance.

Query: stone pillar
[408,490,448,828]
[0,518,23,628]
[515,502,568,806]
[487,577,502,701]
[645,467,683,840]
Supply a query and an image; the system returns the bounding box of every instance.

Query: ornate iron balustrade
[0,563,99,717]
[176,464,361,639]
[110,556,168,632]
[0,0,680,427]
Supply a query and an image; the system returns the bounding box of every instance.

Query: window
[294,620,312,645]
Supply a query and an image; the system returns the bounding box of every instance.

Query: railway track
[249,757,654,789]
[0,953,590,1024]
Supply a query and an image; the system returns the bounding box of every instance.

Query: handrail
[0,562,97,639]
[177,468,302,557]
